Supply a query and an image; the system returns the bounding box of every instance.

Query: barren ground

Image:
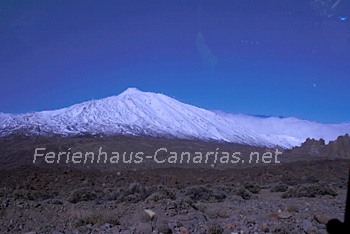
[0,135,348,233]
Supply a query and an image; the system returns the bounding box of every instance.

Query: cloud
[212,110,350,147]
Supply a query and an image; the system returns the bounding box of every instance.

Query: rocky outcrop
[291,137,326,156]
[326,134,350,158]
[292,134,350,158]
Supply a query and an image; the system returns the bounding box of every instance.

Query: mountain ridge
[1,88,349,149]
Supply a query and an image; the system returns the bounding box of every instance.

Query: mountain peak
[120,87,142,95]
[1,87,348,149]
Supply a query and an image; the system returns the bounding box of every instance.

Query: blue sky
[1,0,349,123]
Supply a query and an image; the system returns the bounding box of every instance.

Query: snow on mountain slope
[2,88,348,148]
[212,110,350,147]
[0,88,281,148]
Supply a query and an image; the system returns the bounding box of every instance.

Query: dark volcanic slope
[0,134,338,171]
[1,159,348,191]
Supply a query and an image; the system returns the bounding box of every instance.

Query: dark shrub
[242,181,260,194]
[146,192,166,202]
[68,188,97,203]
[194,202,207,212]
[236,187,252,200]
[13,189,45,201]
[119,183,152,203]
[184,185,226,203]
[205,209,219,219]
[287,204,299,212]
[157,219,171,234]
[207,220,223,234]
[184,185,212,202]
[272,224,292,233]
[270,182,288,193]
[282,182,337,198]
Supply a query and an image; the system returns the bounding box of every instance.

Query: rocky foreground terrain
[0,134,349,234]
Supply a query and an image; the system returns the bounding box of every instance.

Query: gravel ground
[0,159,348,234]
[0,135,348,233]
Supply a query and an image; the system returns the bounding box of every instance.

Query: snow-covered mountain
[0,88,349,148]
